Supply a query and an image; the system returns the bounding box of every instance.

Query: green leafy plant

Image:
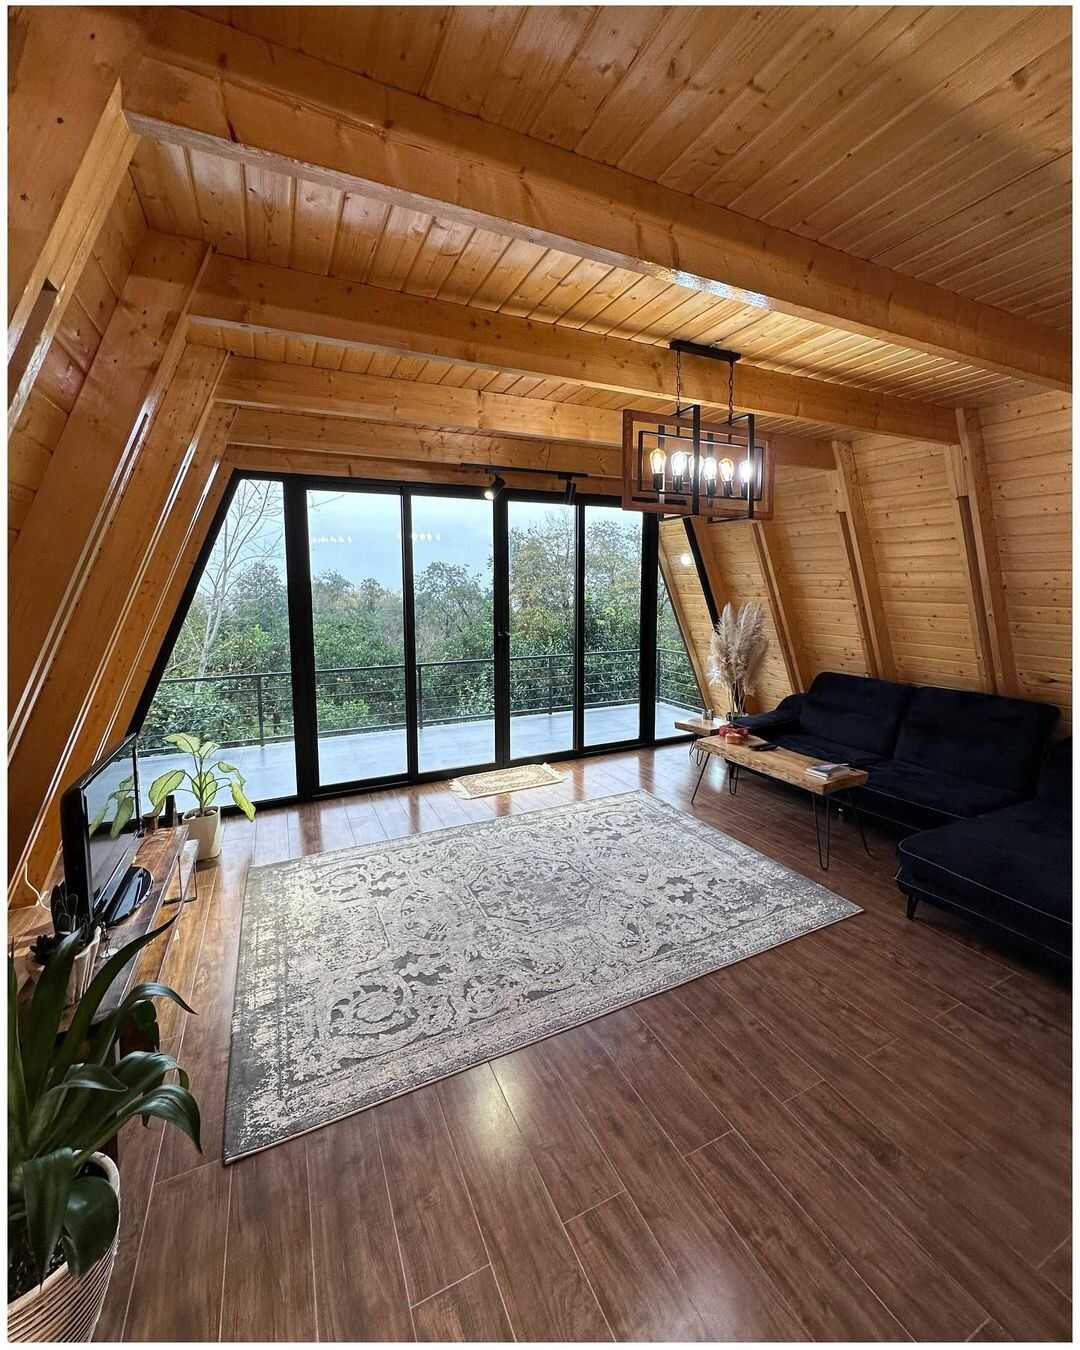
[147,733,255,821]
[8,922,201,1297]
[87,775,136,840]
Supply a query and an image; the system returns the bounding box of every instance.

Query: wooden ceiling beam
[228,410,619,479]
[195,255,958,444]
[126,9,1070,389]
[8,233,210,743]
[217,357,838,471]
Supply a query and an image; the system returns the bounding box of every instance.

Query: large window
[138,476,701,806]
[140,479,296,806]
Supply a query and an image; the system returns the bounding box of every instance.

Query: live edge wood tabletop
[9,824,198,1029]
[694,737,869,795]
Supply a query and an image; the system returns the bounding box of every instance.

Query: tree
[194,480,284,675]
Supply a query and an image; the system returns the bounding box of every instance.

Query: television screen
[83,740,140,900]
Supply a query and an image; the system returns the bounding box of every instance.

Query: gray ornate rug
[224,791,859,1159]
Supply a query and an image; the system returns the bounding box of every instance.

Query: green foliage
[147,735,256,821]
[142,497,704,774]
[8,924,201,1292]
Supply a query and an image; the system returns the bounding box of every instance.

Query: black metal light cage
[623,404,766,520]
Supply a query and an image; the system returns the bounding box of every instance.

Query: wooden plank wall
[981,391,1072,730]
[765,466,867,681]
[850,434,983,691]
[8,175,147,548]
[689,521,793,714]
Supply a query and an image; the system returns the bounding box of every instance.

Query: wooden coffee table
[690,736,871,870]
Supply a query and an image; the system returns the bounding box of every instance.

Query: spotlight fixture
[483,474,505,502]
[562,476,577,505]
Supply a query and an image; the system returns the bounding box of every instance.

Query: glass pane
[412,496,495,772]
[508,501,576,760]
[656,559,705,738]
[308,488,407,786]
[584,506,642,746]
[139,479,296,807]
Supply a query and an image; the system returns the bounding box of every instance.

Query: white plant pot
[7,1153,120,1343]
[184,806,222,860]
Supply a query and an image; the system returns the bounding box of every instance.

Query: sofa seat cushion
[772,732,885,770]
[860,759,1022,825]
[893,685,1058,798]
[898,803,1072,949]
[799,672,913,758]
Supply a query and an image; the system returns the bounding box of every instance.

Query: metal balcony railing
[141,646,701,751]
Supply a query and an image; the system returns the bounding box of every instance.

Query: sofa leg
[906,895,919,921]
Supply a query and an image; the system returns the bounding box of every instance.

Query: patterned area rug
[449,761,565,798]
[224,791,860,1160]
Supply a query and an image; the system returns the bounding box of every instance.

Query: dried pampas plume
[708,601,768,716]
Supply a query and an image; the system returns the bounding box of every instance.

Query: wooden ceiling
[185,3,1072,334]
[123,3,1072,420]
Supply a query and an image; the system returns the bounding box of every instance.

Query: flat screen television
[60,734,147,927]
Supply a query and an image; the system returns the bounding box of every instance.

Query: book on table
[805,761,852,780]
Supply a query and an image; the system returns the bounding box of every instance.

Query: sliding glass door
[508,500,576,760]
[410,495,495,773]
[138,474,698,806]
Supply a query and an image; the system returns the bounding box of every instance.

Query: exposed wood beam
[11,354,229,895]
[8,5,145,347]
[8,232,209,743]
[216,357,838,470]
[945,410,1019,696]
[195,255,958,444]
[749,522,805,693]
[832,441,896,682]
[227,410,618,478]
[225,446,600,496]
[127,9,1070,389]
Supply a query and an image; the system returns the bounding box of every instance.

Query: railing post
[256,674,265,746]
[547,654,554,715]
[417,665,424,729]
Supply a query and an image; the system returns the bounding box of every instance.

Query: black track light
[483,474,505,502]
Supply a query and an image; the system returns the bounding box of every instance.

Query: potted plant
[146,733,255,861]
[8,921,201,1341]
[708,601,768,721]
[24,874,101,1009]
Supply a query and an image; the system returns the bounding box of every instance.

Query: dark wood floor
[96,743,1072,1342]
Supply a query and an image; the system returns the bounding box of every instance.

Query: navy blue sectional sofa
[737,671,1071,960]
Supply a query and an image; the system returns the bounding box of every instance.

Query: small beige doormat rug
[449,761,566,798]
[224,791,860,1160]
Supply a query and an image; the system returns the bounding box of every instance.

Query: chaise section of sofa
[897,738,1072,961]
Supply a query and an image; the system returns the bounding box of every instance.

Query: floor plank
[565,1192,709,1342]
[307,1113,415,1341]
[412,1266,513,1342]
[491,1044,623,1222]
[438,1063,612,1341]
[220,1140,318,1340]
[377,1085,488,1306]
[123,1163,229,1341]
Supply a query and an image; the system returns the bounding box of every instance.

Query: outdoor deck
[140,701,693,805]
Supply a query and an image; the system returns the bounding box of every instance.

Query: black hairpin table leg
[812,793,832,870]
[727,761,740,796]
[690,753,710,803]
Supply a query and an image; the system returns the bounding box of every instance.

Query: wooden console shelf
[10,824,197,1025]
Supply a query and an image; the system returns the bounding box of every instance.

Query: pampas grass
[709,601,768,716]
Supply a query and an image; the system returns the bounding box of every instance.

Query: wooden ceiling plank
[125,10,1070,388]
[193,255,958,442]
[9,233,210,739]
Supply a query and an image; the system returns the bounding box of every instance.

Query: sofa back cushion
[799,672,913,757]
[894,685,1058,795]
[1038,737,1072,808]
